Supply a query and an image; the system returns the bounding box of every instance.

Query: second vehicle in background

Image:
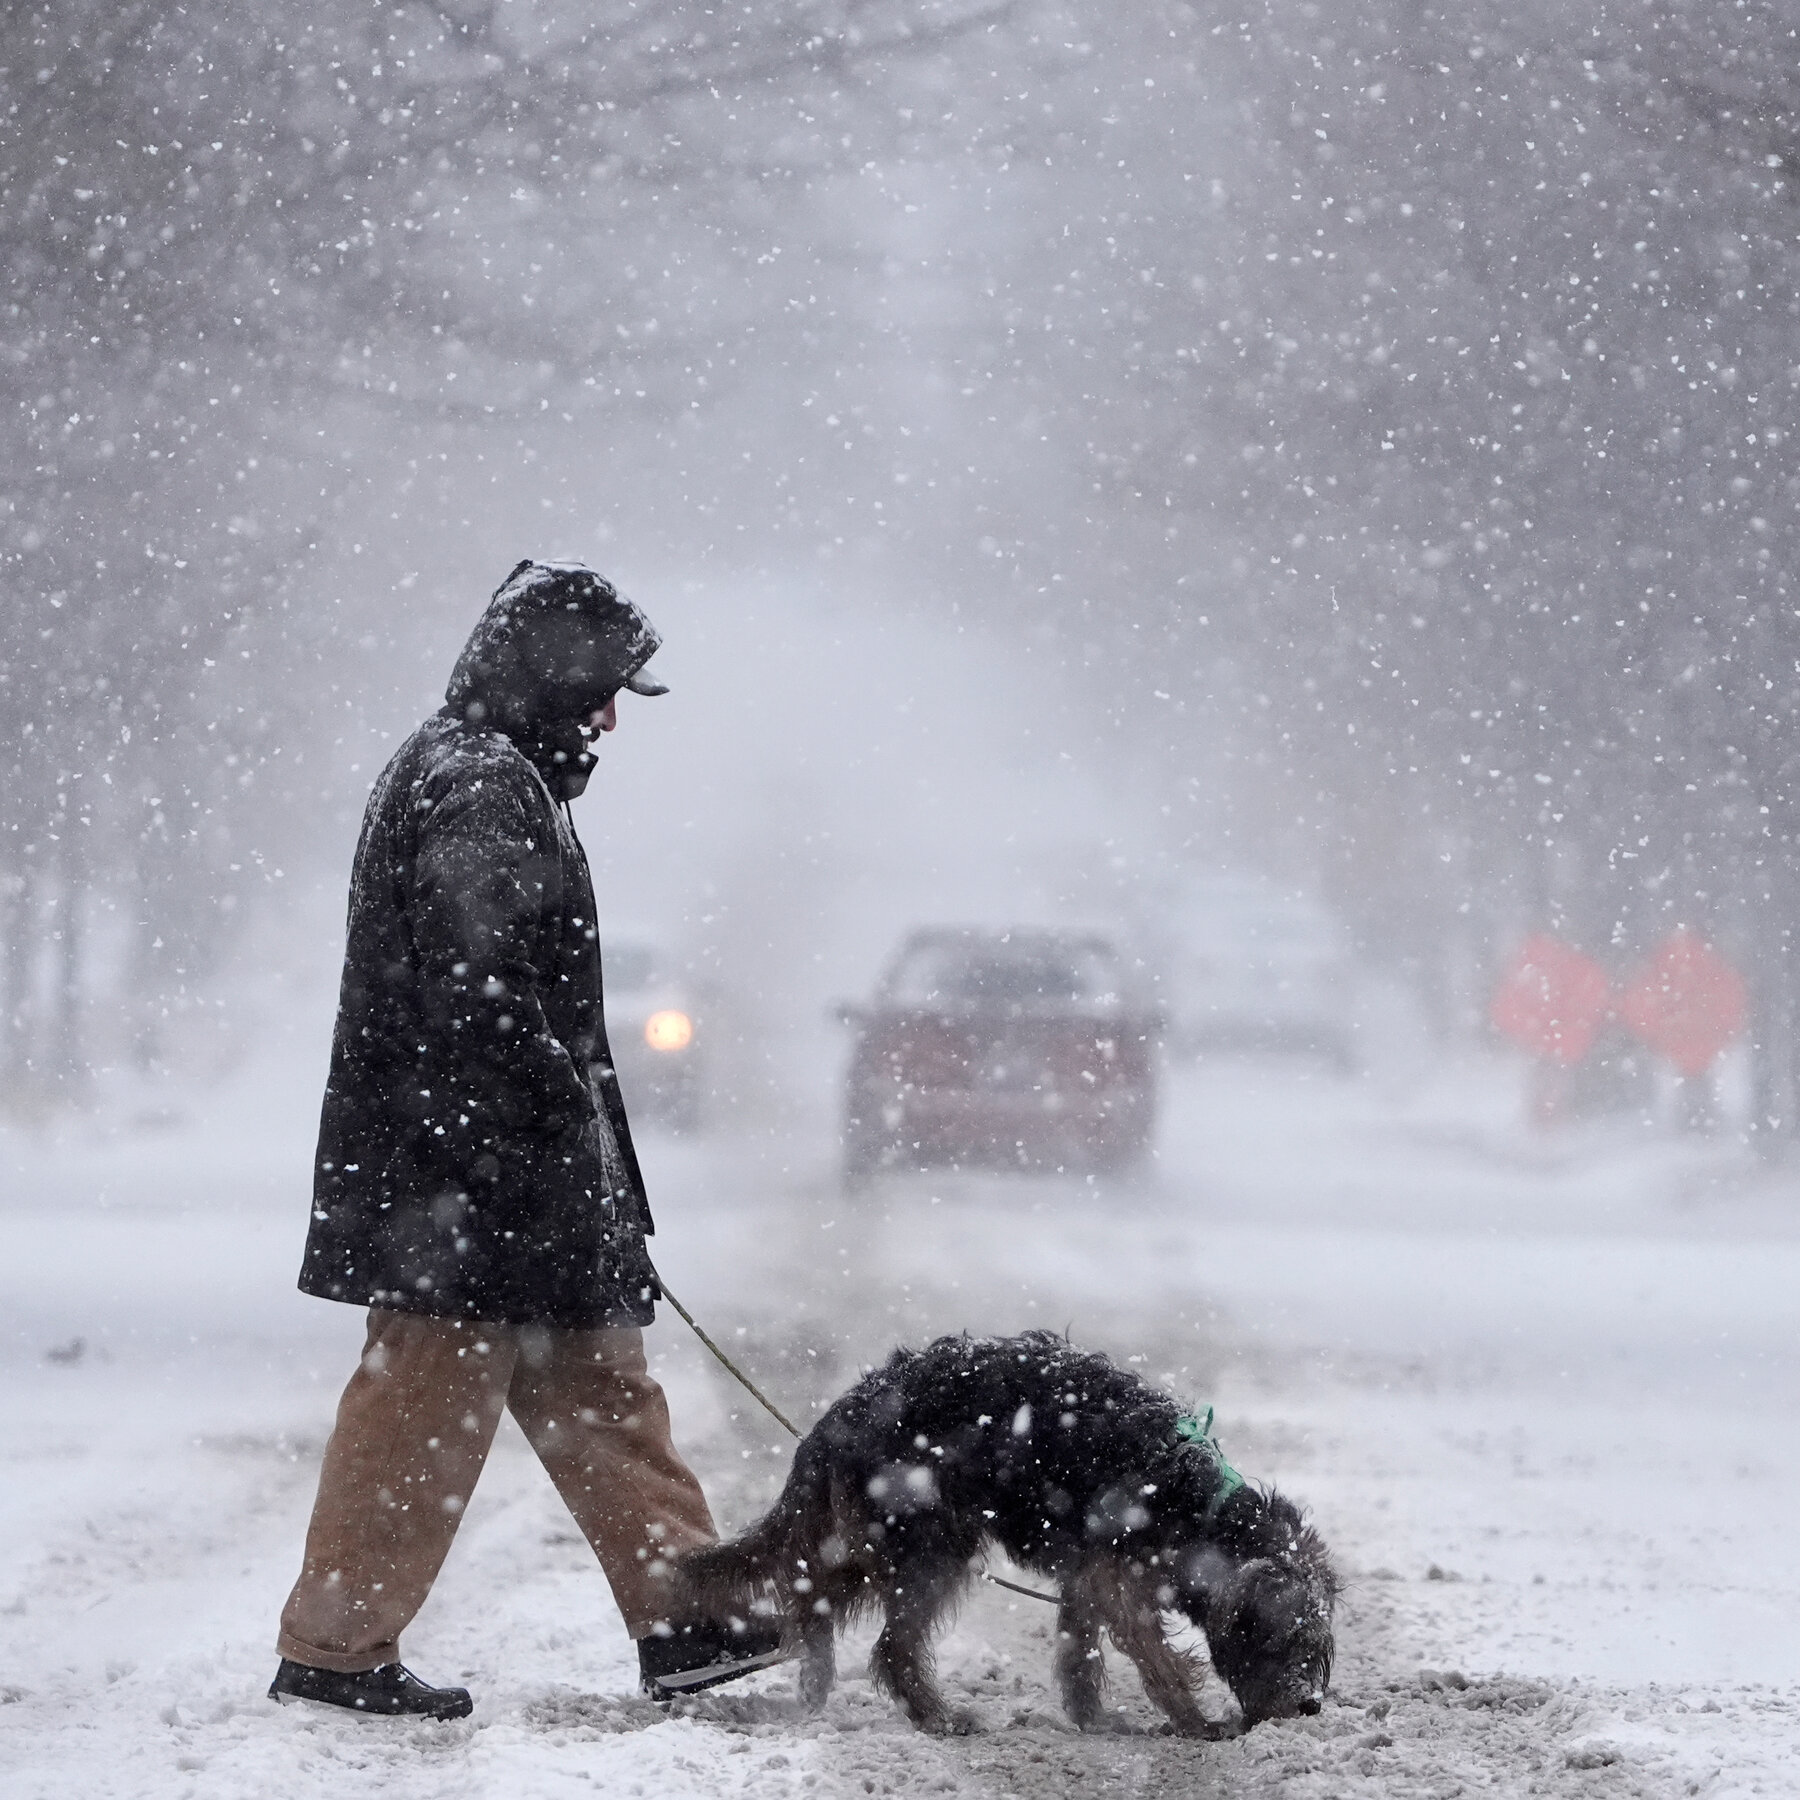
[837,926,1159,1187]
[597,936,705,1133]
[1162,875,1359,1071]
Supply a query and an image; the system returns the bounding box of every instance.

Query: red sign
[1617,930,1747,1076]
[1490,934,1612,1066]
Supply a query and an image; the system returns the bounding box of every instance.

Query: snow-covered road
[4,1048,1797,1798]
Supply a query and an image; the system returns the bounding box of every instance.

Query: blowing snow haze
[4,2,1800,1795]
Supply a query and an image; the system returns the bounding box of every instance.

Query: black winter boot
[638,1619,788,1699]
[268,1658,473,1720]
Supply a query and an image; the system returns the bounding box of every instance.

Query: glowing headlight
[644,1009,694,1053]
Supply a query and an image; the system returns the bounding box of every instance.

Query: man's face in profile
[544,697,617,802]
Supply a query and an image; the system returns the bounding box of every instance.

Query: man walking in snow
[270,559,780,1719]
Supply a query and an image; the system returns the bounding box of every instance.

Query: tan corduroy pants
[277,1308,718,1673]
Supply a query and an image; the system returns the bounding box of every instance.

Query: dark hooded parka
[300,560,666,1327]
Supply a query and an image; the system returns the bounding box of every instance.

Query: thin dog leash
[656,1277,805,1438]
[655,1274,1060,1608]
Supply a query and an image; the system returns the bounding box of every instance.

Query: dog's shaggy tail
[673,1512,793,1620]
[670,1431,834,1623]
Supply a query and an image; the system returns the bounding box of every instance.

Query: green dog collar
[1176,1407,1246,1517]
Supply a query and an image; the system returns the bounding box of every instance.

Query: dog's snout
[1296,1693,1323,1716]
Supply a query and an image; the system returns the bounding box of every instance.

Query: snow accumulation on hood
[444,558,663,736]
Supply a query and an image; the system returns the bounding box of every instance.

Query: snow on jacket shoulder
[300,709,657,1329]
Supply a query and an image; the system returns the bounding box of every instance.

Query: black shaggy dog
[675,1331,1337,1736]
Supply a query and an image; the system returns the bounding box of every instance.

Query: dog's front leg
[1054,1584,1109,1732]
[1096,1585,1216,1738]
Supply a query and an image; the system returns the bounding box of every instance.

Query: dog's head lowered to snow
[1175,1492,1339,1728]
